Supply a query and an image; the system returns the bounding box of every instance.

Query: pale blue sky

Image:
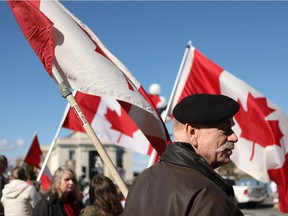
[1,1,288,171]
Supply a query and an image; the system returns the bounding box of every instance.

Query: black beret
[172,94,240,124]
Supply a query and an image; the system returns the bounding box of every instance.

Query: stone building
[41,131,134,184]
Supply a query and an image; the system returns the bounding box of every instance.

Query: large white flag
[169,42,288,213]
[8,0,169,155]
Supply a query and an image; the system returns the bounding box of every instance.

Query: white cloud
[0,138,26,151]
[16,139,25,147]
[0,139,15,150]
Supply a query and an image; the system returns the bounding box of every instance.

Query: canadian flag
[63,91,156,155]
[8,0,169,155]
[169,41,288,213]
[24,134,52,191]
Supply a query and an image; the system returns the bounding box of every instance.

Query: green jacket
[80,205,99,216]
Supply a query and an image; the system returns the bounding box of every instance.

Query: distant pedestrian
[1,166,41,216]
[80,174,123,216]
[33,165,83,216]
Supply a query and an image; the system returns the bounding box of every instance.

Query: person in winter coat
[32,165,83,216]
[123,94,244,216]
[80,174,123,216]
[1,166,41,216]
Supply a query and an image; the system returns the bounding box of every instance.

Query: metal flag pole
[147,41,192,167]
[51,67,128,198]
[161,40,192,122]
[35,94,72,184]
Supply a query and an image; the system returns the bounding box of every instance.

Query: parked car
[224,177,268,208]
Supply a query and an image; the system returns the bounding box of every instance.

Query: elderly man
[123,94,244,216]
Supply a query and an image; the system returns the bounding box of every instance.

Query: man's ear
[185,124,198,148]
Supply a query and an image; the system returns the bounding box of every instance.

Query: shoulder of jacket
[80,205,99,216]
[44,193,58,205]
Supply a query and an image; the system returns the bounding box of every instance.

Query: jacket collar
[160,142,234,197]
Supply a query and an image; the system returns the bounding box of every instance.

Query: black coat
[32,193,67,216]
[0,174,7,216]
[32,192,82,216]
[123,142,244,216]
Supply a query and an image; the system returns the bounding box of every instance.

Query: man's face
[59,170,76,195]
[194,118,238,168]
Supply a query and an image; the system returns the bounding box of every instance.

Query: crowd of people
[0,159,123,216]
[0,94,245,216]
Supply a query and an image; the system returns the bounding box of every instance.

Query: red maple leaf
[234,93,283,161]
[104,107,138,143]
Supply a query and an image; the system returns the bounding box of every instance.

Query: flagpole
[162,40,192,121]
[52,67,128,198]
[35,96,72,184]
[147,41,192,167]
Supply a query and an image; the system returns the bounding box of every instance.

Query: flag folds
[8,0,154,113]
[169,42,288,213]
[24,134,51,190]
[9,0,169,155]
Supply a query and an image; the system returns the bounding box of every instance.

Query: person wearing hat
[123,94,244,216]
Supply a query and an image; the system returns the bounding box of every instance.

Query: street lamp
[148,83,167,114]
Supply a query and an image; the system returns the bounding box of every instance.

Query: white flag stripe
[39,1,156,115]
[57,0,142,91]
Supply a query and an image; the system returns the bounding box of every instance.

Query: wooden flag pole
[54,77,128,198]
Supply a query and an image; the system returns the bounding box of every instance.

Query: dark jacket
[0,174,7,216]
[32,192,82,216]
[123,142,244,216]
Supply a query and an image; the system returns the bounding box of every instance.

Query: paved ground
[240,196,286,216]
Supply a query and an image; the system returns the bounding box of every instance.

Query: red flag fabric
[169,42,288,213]
[24,134,52,190]
[9,0,169,155]
[24,134,42,168]
[63,92,156,155]
[148,95,161,108]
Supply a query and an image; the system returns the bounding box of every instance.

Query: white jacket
[1,179,41,216]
